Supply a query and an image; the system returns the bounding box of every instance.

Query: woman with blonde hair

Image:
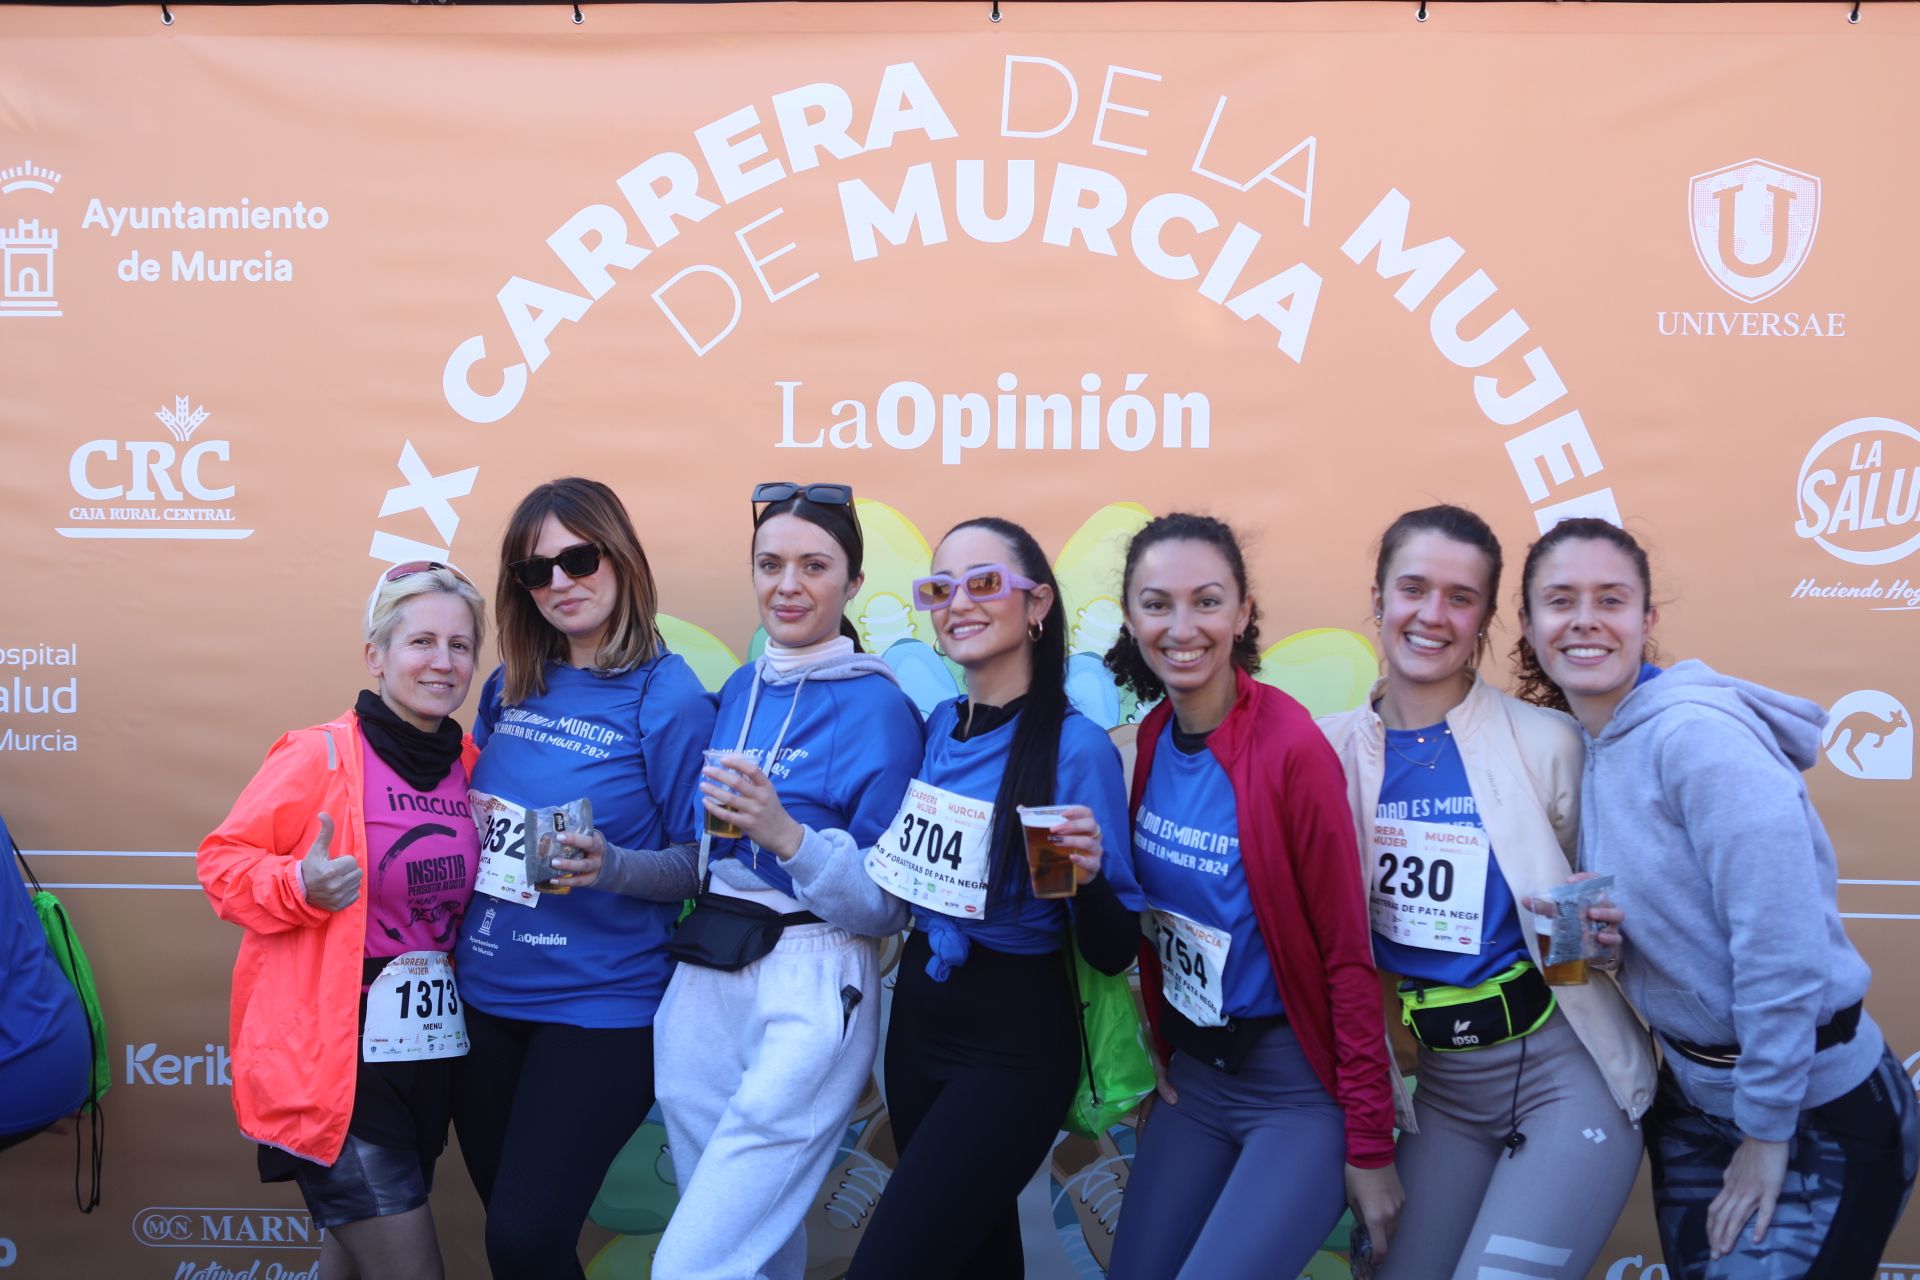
[200,562,488,1279]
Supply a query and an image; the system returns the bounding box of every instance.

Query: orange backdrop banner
[2,4,1916,1277]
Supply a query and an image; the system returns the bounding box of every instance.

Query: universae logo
[1689,157,1820,304]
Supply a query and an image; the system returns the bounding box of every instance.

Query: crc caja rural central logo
[1688,157,1820,304]
[59,394,253,541]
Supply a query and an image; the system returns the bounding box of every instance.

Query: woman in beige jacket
[1318,505,1654,1280]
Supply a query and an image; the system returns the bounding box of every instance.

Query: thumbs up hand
[299,813,360,911]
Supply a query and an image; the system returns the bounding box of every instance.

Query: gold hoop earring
[1028,621,1044,642]
[1373,613,1382,625]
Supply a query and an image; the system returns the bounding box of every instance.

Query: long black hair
[1513,517,1656,713]
[1103,512,1263,702]
[942,516,1070,902]
[753,491,865,650]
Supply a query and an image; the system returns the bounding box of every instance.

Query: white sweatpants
[652,923,881,1280]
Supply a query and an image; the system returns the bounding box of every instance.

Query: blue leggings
[1109,1021,1347,1280]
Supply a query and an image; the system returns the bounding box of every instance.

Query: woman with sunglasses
[791,516,1149,1280]
[1100,514,1399,1280]
[631,481,925,1280]
[1318,506,1652,1280]
[449,478,716,1280]
[199,562,487,1280]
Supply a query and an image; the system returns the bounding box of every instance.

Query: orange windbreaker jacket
[197,708,477,1166]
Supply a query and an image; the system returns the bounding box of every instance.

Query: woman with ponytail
[1320,505,1652,1280]
[814,516,1147,1280]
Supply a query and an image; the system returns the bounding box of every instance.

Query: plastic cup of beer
[703,749,744,839]
[1533,908,1589,986]
[1017,805,1079,899]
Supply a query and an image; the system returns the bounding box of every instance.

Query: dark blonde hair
[496,478,660,704]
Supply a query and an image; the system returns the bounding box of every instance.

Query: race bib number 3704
[865,780,993,919]
[1369,818,1490,955]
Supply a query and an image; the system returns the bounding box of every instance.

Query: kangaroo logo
[1688,158,1820,304]
[1823,690,1913,781]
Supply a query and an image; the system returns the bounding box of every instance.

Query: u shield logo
[1688,158,1821,303]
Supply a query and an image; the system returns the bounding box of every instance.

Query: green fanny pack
[1398,961,1555,1053]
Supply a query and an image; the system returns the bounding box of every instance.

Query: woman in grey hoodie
[1515,516,1916,1280]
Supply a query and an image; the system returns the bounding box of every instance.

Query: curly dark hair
[1512,517,1655,713]
[1102,513,1262,703]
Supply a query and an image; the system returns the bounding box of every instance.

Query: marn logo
[1823,691,1913,782]
[1689,158,1820,304]
[1794,418,1920,566]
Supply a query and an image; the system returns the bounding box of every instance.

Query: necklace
[1385,726,1451,770]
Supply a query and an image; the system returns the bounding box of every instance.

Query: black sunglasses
[751,481,854,524]
[508,542,602,590]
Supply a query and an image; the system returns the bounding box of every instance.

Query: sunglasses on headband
[507,542,603,591]
[911,565,1038,611]
[364,560,476,633]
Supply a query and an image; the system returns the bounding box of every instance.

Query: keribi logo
[1823,691,1913,782]
[1,160,62,318]
[60,394,254,541]
[1689,158,1820,304]
[125,1041,231,1087]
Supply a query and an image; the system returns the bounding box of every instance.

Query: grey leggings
[1377,1010,1645,1280]
[1109,1021,1347,1280]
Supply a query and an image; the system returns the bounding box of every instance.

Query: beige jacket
[1319,675,1656,1127]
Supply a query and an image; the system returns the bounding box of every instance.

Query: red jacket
[198,709,477,1165]
[1133,670,1396,1168]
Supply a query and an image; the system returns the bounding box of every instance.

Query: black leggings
[848,933,1079,1280]
[450,1004,654,1280]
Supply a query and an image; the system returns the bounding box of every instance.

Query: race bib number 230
[1369,818,1489,955]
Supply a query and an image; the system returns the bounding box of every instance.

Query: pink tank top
[360,742,480,961]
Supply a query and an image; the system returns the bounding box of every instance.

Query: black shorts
[258,993,454,1230]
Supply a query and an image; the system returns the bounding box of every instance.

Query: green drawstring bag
[13,838,107,1211]
[30,890,110,1107]
[1062,946,1156,1136]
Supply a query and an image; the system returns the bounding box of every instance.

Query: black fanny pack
[1662,1000,1863,1069]
[1398,962,1555,1053]
[1158,1002,1288,1075]
[665,893,820,972]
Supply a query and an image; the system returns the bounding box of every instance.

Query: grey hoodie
[1580,659,1881,1141]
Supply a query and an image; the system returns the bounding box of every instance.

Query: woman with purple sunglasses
[789,515,1148,1280]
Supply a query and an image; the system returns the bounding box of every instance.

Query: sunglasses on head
[911,565,1039,611]
[752,481,853,523]
[364,560,476,633]
[508,542,603,591]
